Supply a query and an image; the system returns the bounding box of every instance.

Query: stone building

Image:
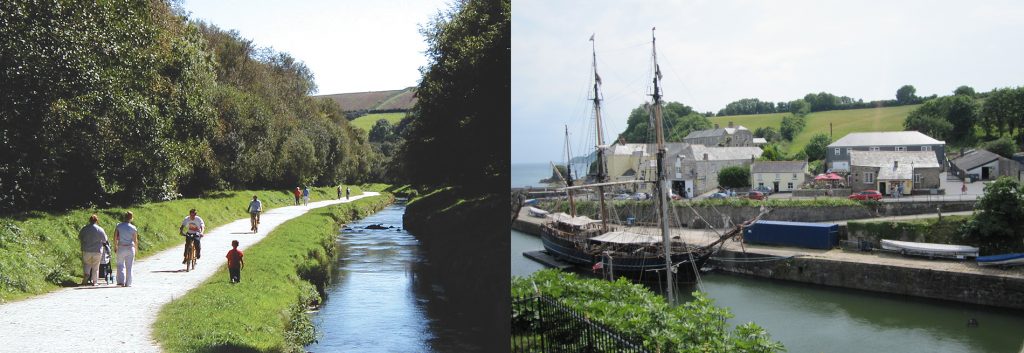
[750,160,809,193]
[950,149,1021,181]
[826,131,945,172]
[848,150,941,195]
[682,121,754,147]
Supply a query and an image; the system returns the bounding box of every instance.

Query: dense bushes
[0,1,378,213]
[512,270,784,352]
[847,216,970,246]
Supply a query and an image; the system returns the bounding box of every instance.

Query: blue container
[743,220,839,250]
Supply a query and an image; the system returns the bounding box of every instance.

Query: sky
[179,0,450,95]
[512,0,1024,164]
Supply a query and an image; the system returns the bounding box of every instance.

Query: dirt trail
[0,192,380,353]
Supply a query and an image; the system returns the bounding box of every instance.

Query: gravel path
[0,192,380,353]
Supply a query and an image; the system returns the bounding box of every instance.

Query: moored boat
[880,239,979,259]
[977,253,1024,267]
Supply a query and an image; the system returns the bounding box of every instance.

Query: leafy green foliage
[400,0,509,193]
[758,144,785,161]
[512,270,784,352]
[803,133,831,161]
[979,86,1024,140]
[753,127,780,142]
[848,216,970,246]
[618,102,712,143]
[718,166,751,188]
[954,85,976,97]
[981,136,1018,159]
[779,113,807,141]
[903,95,978,145]
[0,2,380,213]
[960,177,1024,254]
[896,85,919,104]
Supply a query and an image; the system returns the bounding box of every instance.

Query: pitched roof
[752,137,768,145]
[608,143,648,156]
[828,131,944,148]
[683,126,749,139]
[751,161,808,173]
[849,150,940,180]
[687,145,763,161]
[952,149,1002,171]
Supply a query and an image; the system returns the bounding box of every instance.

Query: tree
[779,114,807,141]
[400,0,509,192]
[803,133,831,161]
[896,85,918,105]
[980,87,1024,141]
[954,85,976,97]
[667,112,712,141]
[618,101,708,143]
[982,137,1018,159]
[758,144,785,161]
[787,99,810,115]
[961,177,1024,254]
[369,119,395,143]
[718,165,751,188]
[753,127,779,142]
[903,95,978,144]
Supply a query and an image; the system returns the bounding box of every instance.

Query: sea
[510,162,553,188]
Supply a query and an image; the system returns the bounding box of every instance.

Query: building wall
[849,165,940,194]
[751,171,805,192]
[827,144,946,171]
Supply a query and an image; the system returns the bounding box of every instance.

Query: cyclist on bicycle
[180,208,205,264]
[248,196,263,233]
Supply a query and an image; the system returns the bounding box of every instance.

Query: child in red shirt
[226,240,244,283]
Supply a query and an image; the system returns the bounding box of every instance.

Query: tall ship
[539,31,760,289]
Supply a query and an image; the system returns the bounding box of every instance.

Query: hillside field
[710,104,921,155]
[350,112,406,132]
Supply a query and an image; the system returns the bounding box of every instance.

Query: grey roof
[687,145,763,161]
[828,131,945,148]
[952,149,1002,171]
[608,143,648,156]
[683,126,748,140]
[751,161,808,173]
[850,150,940,180]
[752,137,768,145]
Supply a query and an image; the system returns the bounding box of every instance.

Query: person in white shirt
[248,196,263,233]
[113,211,139,287]
[180,208,206,263]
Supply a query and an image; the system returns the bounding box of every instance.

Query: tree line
[0,1,379,213]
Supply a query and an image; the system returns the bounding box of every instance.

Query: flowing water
[512,229,1024,353]
[307,204,476,352]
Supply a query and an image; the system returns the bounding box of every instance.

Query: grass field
[711,104,921,156]
[154,193,393,353]
[350,112,406,132]
[0,185,363,303]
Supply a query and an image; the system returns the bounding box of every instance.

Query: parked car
[747,191,766,200]
[848,190,882,201]
[752,186,774,196]
[633,192,650,200]
[612,193,631,200]
[707,192,729,199]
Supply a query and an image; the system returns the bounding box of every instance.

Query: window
[868,146,879,152]
[775,173,780,180]
[847,148,852,155]
[921,146,932,151]
[895,146,907,152]
[915,173,923,183]
[834,148,840,155]
[758,182,764,188]
[865,172,875,183]
[757,173,763,181]
[792,173,798,179]
[787,182,793,189]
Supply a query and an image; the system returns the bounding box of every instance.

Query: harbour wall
[710,251,1024,310]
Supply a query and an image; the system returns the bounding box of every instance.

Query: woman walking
[114,211,139,287]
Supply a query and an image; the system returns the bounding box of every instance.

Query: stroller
[98,241,114,284]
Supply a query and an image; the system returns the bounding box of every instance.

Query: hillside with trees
[0,1,379,213]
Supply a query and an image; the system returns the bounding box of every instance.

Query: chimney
[714,123,720,129]
[728,121,734,128]
[703,153,709,161]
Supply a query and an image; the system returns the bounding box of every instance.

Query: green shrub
[512,270,784,352]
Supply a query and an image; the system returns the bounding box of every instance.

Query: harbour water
[512,229,1024,353]
[511,162,553,188]
[307,204,476,352]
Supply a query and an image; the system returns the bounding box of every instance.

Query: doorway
[772,181,780,193]
[879,182,887,195]
[982,167,991,180]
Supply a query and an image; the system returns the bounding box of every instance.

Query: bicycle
[250,212,260,234]
[183,233,199,272]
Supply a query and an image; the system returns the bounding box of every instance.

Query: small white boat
[881,239,979,259]
[527,207,550,218]
[977,253,1024,267]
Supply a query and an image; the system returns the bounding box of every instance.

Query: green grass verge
[710,112,788,132]
[0,185,365,303]
[349,112,405,132]
[154,193,394,353]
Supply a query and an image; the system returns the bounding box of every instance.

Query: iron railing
[511,295,650,353]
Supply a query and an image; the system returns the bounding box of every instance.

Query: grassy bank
[0,185,363,303]
[153,193,393,353]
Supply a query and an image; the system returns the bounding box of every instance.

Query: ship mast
[650,27,676,304]
[564,125,577,217]
[590,35,610,231]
